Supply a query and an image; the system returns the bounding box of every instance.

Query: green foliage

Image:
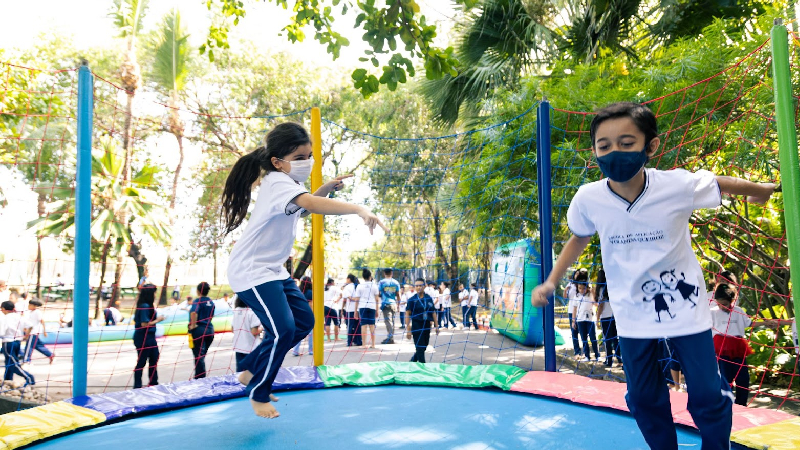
[110,0,150,39]
[148,9,191,94]
[202,0,458,97]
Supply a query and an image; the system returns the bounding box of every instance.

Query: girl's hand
[406,331,412,340]
[323,174,354,193]
[531,281,555,307]
[571,320,577,330]
[358,207,389,234]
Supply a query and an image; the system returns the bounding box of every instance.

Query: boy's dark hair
[470,283,477,288]
[300,276,312,294]
[427,280,435,286]
[29,299,43,307]
[1,301,14,311]
[362,268,372,280]
[235,297,247,308]
[221,122,312,235]
[441,281,450,288]
[136,284,157,307]
[714,283,736,302]
[325,277,334,291]
[415,277,425,284]
[384,268,393,276]
[719,270,738,285]
[197,281,211,296]
[590,102,658,147]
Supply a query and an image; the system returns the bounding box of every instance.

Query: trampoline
[2,362,794,450]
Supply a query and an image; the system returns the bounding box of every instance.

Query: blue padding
[65,366,323,420]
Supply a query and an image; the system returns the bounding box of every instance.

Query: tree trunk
[449,232,459,304]
[213,240,218,286]
[159,131,185,305]
[292,240,313,280]
[95,238,111,319]
[36,192,45,298]
[428,201,450,280]
[111,248,123,306]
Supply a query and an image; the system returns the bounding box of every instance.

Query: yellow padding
[731,417,800,450]
[0,401,106,450]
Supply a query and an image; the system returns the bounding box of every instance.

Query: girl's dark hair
[235,297,247,308]
[596,269,606,284]
[300,276,312,294]
[718,270,738,285]
[197,281,211,296]
[590,102,658,147]
[441,281,450,288]
[362,269,372,281]
[137,284,157,307]
[715,283,736,302]
[346,274,358,285]
[29,299,43,307]
[221,122,312,235]
[325,278,334,291]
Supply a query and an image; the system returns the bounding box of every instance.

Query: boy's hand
[746,183,778,204]
[406,331,412,340]
[531,281,555,307]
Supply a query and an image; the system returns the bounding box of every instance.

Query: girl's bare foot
[238,370,253,385]
[269,393,279,402]
[251,399,280,418]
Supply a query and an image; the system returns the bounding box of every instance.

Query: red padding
[509,372,793,432]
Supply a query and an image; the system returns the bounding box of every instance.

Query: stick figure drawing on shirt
[642,279,676,323]
[659,269,698,307]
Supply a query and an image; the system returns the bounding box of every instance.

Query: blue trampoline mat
[31,385,718,450]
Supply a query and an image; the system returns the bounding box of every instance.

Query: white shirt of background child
[0,312,25,342]
[398,291,409,312]
[597,286,614,319]
[469,289,479,307]
[440,288,451,308]
[232,307,262,354]
[575,292,595,322]
[565,283,579,314]
[324,286,341,309]
[425,287,436,302]
[108,307,122,324]
[227,172,308,293]
[459,289,469,306]
[354,281,379,310]
[567,168,721,338]
[710,304,752,337]
[342,283,357,313]
[27,309,44,335]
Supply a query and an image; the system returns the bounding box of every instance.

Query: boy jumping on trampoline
[222,122,387,419]
[530,102,777,450]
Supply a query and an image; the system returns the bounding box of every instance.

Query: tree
[109,0,150,301]
[201,0,462,97]
[28,141,171,318]
[147,8,192,305]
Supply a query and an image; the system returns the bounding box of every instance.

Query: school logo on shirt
[641,268,700,323]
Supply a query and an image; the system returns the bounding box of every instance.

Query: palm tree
[109,0,149,301]
[28,140,171,318]
[148,8,191,305]
[422,0,767,125]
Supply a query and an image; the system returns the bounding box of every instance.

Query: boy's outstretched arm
[530,235,593,307]
[716,176,778,204]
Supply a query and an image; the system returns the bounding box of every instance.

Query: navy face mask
[596,146,649,183]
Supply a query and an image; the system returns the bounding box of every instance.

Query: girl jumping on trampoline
[530,102,777,450]
[222,122,387,419]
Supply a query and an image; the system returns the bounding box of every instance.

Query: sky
[0,0,458,287]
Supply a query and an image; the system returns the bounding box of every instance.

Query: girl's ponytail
[221,148,266,235]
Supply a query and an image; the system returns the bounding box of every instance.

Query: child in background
[1,301,34,385]
[398,284,410,330]
[133,285,163,389]
[353,269,379,349]
[23,299,53,364]
[189,282,216,379]
[439,281,456,329]
[405,278,439,363]
[458,283,469,328]
[566,268,588,359]
[711,283,777,406]
[466,283,480,330]
[531,102,776,450]
[232,297,262,372]
[596,269,621,367]
[342,274,362,347]
[323,278,342,342]
[104,300,123,326]
[572,280,600,361]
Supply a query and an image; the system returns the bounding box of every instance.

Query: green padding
[318,362,527,391]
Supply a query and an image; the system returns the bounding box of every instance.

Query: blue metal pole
[536,100,556,372]
[73,63,93,397]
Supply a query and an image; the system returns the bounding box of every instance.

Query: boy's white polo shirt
[567,168,721,339]
[227,172,308,293]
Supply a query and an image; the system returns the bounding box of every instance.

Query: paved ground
[12,302,799,416]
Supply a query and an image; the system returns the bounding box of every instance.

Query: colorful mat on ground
[0,363,796,450]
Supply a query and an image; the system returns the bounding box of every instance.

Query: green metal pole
[771,19,800,322]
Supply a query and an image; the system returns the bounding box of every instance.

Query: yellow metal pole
[310,107,325,367]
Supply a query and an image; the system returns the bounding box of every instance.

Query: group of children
[0,290,54,388]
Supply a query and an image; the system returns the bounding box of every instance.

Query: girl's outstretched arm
[716,176,777,204]
[293,193,389,234]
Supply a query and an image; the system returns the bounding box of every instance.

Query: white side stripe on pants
[249,287,279,400]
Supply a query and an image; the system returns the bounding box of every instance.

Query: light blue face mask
[595,146,648,182]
